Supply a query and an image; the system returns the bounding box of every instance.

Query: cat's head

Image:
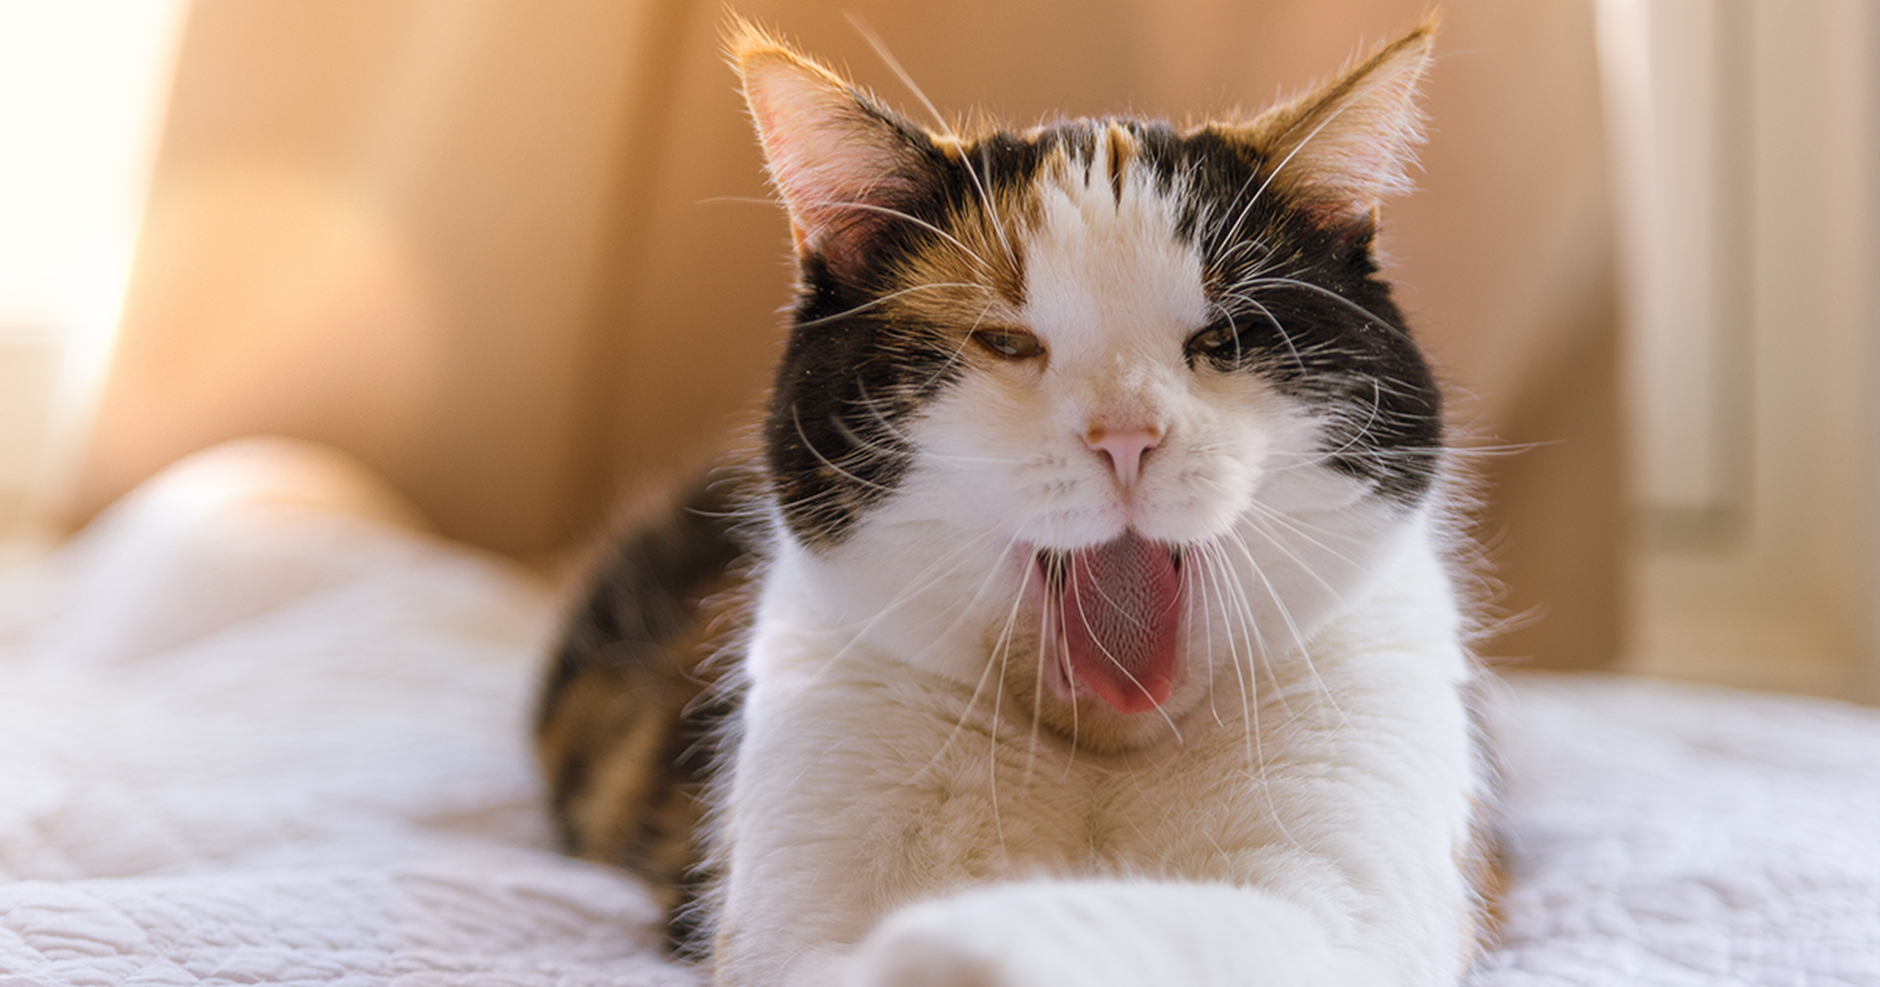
[735,19,1445,751]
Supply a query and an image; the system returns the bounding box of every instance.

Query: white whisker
[793,281,993,329]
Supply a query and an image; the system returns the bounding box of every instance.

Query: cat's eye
[1186,322,1238,356]
[972,329,1044,360]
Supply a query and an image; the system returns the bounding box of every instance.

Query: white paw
[835,881,1367,987]
[842,886,1166,987]
[843,897,1016,987]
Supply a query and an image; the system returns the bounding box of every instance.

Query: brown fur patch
[535,582,749,957]
[1105,122,1134,206]
[533,465,752,952]
[537,660,699,881]
[886,177,1038,332]
[534,587,737,896]
[1461,805,1511,951]
[1458,671,1510,959]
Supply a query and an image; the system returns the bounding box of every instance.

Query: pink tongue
[1057,532,1183,714]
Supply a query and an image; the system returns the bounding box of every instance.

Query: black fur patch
[1140,125,1442,506]
[534,469,749,955]
[766,133,1048,549]
[536,472,744,728]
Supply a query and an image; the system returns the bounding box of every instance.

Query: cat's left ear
[1236,17,1437,227]
[729,18,940,283]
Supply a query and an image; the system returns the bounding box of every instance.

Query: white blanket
[2,441,1876,986]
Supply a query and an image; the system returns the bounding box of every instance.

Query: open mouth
[1033,532,1185,715]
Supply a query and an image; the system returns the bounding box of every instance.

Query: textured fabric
[1,441,1876,985]
[1473,675,1880,987]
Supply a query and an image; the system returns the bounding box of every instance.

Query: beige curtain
[70,0,1619,668]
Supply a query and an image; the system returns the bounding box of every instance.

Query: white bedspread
[2,441,1876,986]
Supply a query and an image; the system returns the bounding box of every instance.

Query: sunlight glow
[0,0,190,534]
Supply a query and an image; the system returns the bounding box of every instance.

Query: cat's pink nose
[1085,424,1163,490]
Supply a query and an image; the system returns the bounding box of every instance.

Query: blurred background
[0,0,1874,702]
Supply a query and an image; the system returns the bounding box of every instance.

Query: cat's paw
[839,881,1369,987]
[842,897,1020,987]
[842,887,1152,987]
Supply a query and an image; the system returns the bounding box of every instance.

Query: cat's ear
[1238,17,1437,227]
[729,18,939,282]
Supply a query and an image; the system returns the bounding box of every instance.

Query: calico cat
[536,15,1498,986]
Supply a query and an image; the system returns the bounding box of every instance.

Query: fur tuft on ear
[1237,16,1437,227]
[727,16,938,283]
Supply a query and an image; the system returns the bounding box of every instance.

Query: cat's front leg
[842,879,1404,987]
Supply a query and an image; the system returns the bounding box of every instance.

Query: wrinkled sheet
[1,441,1876,986]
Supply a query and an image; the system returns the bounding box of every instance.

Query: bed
[3,440,1876,986]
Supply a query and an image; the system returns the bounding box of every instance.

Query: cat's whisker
[793,281,992,330]
[845,11,947,134]
[790,407,898,498]
[1225,528,1353,734]
[1198,541,1301,850]
[1224,528,1315,663]
[1184,539,1224,729]
[1261,445,1446,473]
[850,379,1032,467]
[1056,578,1082,771]
[909,301,998,395]
[1200,544,1258,744]
[969,537,1036,861]
[843,10,1019,274]
[1236,501,1365,586]
[942,139,1021,289]
[693,195,789,208]
[821,199,999,277]
[1273,441,1540,472]
[1027,610,1049,782]
[1231,276,1403,339]
[1199,540,1314,854]
[979,551,1051,789]
[793,525,1009,702]
[1209,534,1300,726]
[1209,230,1282,275]
[1197,150,1278,264]
[1214,292,1307,376]
[974,141,1021,269]
[1239,502,1366,574]
[824,411,914,467]
[895,522,1051,790]
[1202,539,1269,710]
[1193,543,1248,744]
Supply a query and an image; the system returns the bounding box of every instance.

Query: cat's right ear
[729,18,938,283]
[1233,17,1437,230]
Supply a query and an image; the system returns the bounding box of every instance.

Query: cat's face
[739,22,1442,752]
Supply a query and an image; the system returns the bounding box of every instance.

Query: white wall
[1605,0,1880,702]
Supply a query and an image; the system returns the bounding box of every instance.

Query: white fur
[711,142,1482,986]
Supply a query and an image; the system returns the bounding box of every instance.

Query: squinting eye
[972,329,1044,360]
[1186,322,1237,356]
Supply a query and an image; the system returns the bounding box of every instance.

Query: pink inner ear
[743,54,927,278]
[1258,30,1432,227]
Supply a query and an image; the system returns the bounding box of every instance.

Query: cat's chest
[733,645,1257,888]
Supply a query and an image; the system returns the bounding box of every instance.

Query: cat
[536,14,1498,986]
